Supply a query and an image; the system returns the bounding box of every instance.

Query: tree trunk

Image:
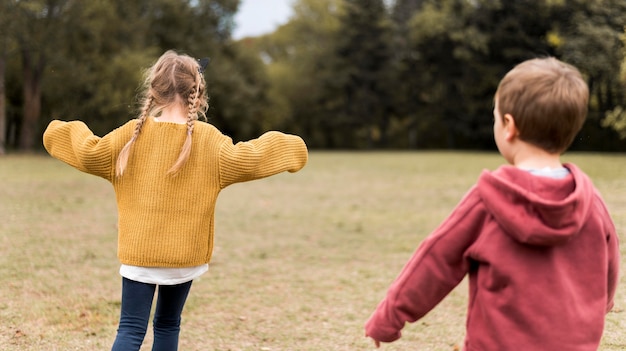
[18,50,43,151]
[0,53,6,155]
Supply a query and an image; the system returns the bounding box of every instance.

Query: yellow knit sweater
[43,117,308,267]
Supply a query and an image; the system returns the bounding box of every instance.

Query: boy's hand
[368,336,381,348]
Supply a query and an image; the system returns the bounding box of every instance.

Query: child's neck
[157,104,187,124]
[515,158,563,170]
[510,143,563,170]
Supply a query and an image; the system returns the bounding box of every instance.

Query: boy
[365,57,619,350]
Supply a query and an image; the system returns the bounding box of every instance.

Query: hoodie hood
[477,163,594,246]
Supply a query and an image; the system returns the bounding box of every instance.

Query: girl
[43,50,308,351]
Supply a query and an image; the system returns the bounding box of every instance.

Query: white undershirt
[120,264,209,285]
[526,166,570,179]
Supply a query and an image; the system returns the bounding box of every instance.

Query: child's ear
[503,113,519,141]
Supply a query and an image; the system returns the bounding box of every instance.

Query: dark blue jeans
[111,277,193,351]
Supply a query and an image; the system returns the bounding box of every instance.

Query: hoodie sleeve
[606,229,619,313]
[364,187,486,343]
[598,193,620,313]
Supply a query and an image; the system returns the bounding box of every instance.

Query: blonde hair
[496,57,589,153]
[116,50,209,177]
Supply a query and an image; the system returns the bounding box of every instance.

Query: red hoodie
[365,164,619,351]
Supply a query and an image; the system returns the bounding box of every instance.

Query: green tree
[46,0,241,135]
[208,41,274,141]
[0,49,5,154]
[0,0,19,154]
[330,0,394,148]
[43,0,158,135]
[9,0,252,150]
[601,26,626,139]
[136,0,270,141]
[400,0,496,148]
[248,0,343,148]
[388,0,426,148]
[398,0,563,149]
[548,0,626,148]
[11,0,76,151]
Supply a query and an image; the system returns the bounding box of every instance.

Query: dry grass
[0,152,625,350]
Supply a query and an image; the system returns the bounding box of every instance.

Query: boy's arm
[594,192,620,313]
[365,188,485,344]
[604,207,620,313]
[607,228,619,313]
[218,131,308,188]
[43,120,114,181]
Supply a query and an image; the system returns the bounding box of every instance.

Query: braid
[186,85,199,134]
[197,79,208,122]
[116,96,153,177]
[167,80,200,176]
[137,95,153,127]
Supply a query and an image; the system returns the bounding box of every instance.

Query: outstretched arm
[218,131,308,188]
[605,208,620,313]
[365,189,486,344]
[43,120,115,181]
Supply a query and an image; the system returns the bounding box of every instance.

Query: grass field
[1,152,625,351]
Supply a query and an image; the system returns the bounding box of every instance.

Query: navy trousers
[111,277,193,351]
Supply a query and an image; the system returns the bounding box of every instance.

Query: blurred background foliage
[1,0,625,153]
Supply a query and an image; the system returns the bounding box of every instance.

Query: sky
[233,0,295,39]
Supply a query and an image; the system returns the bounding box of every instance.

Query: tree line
[1,0,625,154]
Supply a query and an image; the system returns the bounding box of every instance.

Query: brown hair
[116,50,209,177]
[496,57,589,153]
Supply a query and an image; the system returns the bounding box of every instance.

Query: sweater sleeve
[218,131,308,188]
[364,188,485,343]
[43,120,114,181]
